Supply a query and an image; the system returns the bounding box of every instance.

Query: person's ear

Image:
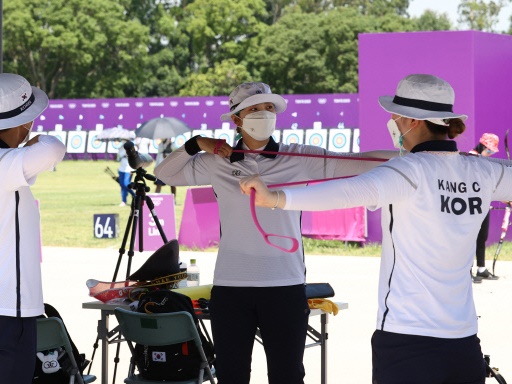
[409,119,421,129]
[231,114,242,127]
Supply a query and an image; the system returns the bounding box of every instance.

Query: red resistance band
[230,144,388,253]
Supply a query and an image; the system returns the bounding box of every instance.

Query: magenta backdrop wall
[36,94,358,132]
[359,31,512,245]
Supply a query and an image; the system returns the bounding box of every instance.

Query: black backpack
[33,303,88,384]
[134,290,215,381]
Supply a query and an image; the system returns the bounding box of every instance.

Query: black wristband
[185,135,202,156]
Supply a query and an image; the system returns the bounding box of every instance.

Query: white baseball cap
[0,73,49,130]
[220,82,287,121]
[378,74,467,122]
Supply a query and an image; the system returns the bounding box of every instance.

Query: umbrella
[95,127,135,142]
[135,117,191,140]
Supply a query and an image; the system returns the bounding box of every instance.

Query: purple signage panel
[359,31,512,158]
[359,31,512,244]
[35,94,359,132]
[135,193,176,252]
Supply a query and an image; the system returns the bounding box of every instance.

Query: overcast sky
[407,0,512,32]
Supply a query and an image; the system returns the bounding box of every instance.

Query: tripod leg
[112,340,122,384]
[144,195,168,244]
[87,335,100,375]
[112,199,135,282]
[126,194,142,279]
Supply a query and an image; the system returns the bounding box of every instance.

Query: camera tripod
[112,166,168,281]
[88,166,169,383]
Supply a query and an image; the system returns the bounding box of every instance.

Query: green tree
[183,0,268,69]
[413,10,452,31]
[3,0,149,98]
[128,2,193,96]
[247,7,418,94]
[457,0,511,32]
[335,0,410,16]
[179,58,252,96]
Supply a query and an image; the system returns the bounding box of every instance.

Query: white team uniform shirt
[283,141,512,338]
[117,146,133,173]
[0,135,66,317]
[156,138,391,287]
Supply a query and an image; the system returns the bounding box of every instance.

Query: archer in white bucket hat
[0,74,65,384]
[220,82,287,121]
[379,74,468,125]
[0,73,48,130]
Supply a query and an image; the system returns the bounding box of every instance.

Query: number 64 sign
[93,214,119,239]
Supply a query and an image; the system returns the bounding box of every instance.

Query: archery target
[107,140,124,153]
[66,131,87,153]
[352,128,360,153]
[192,129,213,138]
[282,129,304,145]
[305,129,327,148]
[328,129,352,152]
[214,129,235,146]
[48,131,67,145]
[87,131,107,153]
[174,132,191,147]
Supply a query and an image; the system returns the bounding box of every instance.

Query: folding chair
[36,317,96,384]
[114,307,215,384]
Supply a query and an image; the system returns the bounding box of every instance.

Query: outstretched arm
[155,136,233,186]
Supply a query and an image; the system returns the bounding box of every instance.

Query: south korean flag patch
[152,351,166,362]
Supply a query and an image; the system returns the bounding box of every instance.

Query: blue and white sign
[93,214,119,239]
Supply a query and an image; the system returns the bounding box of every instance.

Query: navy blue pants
[209,285,310,384]
[118,171,134,203]
[372,330,486,384]
[0,316,37,384]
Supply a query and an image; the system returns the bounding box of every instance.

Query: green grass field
[31,159,512,261]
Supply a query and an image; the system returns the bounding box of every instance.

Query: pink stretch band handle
[232,145,387,253]
[213,139,226,154]
[250,189,299,253]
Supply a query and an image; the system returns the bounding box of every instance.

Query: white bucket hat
[0,73,49,130]
[379,74,468,123]
[220,82,287,121]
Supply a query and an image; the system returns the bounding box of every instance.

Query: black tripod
[88,166,168,383]
[112,166,168,281]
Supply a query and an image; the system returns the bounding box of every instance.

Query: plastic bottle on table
[178,261,188,288]
[187,259,200,287]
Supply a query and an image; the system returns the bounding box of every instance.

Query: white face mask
[21,121,34,145]
[387,116,412,151]
[241,110,276,141]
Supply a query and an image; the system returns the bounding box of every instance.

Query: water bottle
[178,261,188,288]
[187,259,200,287]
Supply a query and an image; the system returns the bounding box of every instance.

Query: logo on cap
[22,93,27,101]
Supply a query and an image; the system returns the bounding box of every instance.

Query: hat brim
[0,86,49,130]
[220,93,287,121]
[379,95,468,121]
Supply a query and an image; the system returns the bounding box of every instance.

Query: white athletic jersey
[155,137,392,287]
[0,135,66,317]
[283,140,512,338]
